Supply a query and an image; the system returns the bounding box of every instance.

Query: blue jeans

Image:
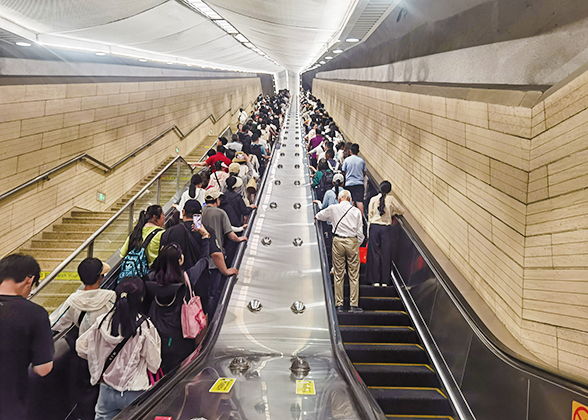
[94,383,143,420]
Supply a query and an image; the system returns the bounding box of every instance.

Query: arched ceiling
[0,0,359,74]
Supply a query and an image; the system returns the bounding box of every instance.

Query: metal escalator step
[385,415,453,419]
[340,326,417,343]
[337,310,411,326]
[359,296,404,311]
[344,343,428,364]
[359,285,399,297]
[355,363,440,388]
[369,387,452,417]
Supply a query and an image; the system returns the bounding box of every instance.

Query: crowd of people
[302,90,406,313]
[0,89,290,420]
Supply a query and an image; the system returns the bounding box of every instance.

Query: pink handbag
[181,278,207,339]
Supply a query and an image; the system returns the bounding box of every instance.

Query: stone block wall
[0,77,262,258]
[313,74,588,379]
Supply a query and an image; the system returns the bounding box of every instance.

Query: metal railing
[1,101,250,203]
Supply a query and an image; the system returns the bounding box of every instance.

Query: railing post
[128,202,135,235]
[176,161,181,193]
[87,241,94,259]
[157,177,161,205]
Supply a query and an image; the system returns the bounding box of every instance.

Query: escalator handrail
[395,214,588,396]
[117,98,288,420]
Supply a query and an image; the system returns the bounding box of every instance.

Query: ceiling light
[186,0,222,19]
[95,52,106,56]
[333,49,343,53]
[346,38,360,42]
[15,41,31,47]
[139,58,148,62]
[319,61,326,64]
[243,42,254,48]
[214,19,238,34]
[325,56,333,60]
[234,34,248,43]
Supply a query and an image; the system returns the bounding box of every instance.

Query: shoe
[349,306,363,313]
[381,284,388,287]
[372,283,380,287]
[336,306,344,313]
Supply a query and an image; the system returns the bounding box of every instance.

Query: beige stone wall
[314,75,588,379]
[0,77,262,258]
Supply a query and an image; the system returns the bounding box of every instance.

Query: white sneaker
[373,283,380,287]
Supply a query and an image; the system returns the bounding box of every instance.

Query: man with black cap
[160,199,211,270]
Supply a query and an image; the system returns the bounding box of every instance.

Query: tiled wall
[314,74,588,379]
[0,77,262,258]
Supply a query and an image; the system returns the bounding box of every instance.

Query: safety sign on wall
[573,401,588,420]
[209,378,236,393]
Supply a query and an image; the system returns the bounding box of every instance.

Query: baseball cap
[233,152,247,163]
[229,163,241,174]
[184,199,202,215]
[78,258,110,285]
[225,175,243,190]
[333,173,345,184]
[205,186,222,201]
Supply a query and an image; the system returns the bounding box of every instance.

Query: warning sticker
[39,271,80,281]
[573,401,588,420]
[296,380,316,395]
[209,378,236,394]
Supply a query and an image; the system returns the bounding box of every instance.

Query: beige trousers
[332,236,360,307]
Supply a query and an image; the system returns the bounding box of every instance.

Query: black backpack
[316,170,334,201]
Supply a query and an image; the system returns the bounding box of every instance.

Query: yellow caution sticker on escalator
[209,378,236,393]
[573,401,588,420]
[296,380,315,395]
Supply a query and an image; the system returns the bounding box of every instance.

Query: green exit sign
[175,147,180,154]
[96,192,106,202]
[210,129,213,134]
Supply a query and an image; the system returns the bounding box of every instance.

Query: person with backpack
[119,205,165,281]
[76,277,161,420]
[312,159,334,201]
[144,243,208,374]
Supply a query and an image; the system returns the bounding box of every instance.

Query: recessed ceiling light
[95,52,107,56]
[15,41,31,47]
[346,38,360,42]
[333,49,343,54]
[319,61,326,64]
[235,34,248,43]
[139,58,148,62]
[325,56,333,60]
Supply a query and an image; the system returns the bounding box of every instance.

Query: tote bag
[181,278,207,339]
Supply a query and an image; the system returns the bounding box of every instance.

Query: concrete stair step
[42,231,94,240]
[53,224,106,232]
[31,239,85,249]
[36,256,85,271]
[70,211,115,219]
[20,249,80,259]
[41,279,81,294]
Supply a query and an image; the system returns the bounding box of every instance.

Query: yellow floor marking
[368,386,448,398]
[343,342,424,350]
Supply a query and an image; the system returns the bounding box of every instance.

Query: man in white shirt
[238,108,248,125]
[315,190,364,313]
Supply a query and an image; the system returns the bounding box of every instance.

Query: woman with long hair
[120,205,165,266]
[178,174,206,213]
[366,181,406,287]
[145,242,209,373]
[76,277,161,420]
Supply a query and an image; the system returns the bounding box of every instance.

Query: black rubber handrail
[116,98,287,420]
[0,102,250,202]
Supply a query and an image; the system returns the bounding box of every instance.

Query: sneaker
[349,306,363,313]
[381,284,388,287]
[373,283,380,287]
[336,306,344,313]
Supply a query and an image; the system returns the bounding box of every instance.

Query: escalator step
[355,364,440,387]
[359,297,404,311]
[340,326,417,343]
[339,285,399,297]
[369,387,452,416]
[337,311,411,326]
[344,343,429,364]
[385,416,454,419]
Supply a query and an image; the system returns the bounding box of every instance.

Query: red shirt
[205,153,232,172]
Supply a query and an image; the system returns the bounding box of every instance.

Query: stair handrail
[0,101,252,203]
[28,154,195,300]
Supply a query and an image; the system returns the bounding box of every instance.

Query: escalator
[338,283,453,419]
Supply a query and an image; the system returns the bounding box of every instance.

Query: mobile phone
[193,214,202,229]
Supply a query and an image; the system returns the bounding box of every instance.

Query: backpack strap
[77,310,87,327]
[102,315,147,377]
[333,205,354,236]
[181,223,201,253]
[141,229,163,249]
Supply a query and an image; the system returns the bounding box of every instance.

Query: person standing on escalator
[366,181,405,287]
[315,190,364,313]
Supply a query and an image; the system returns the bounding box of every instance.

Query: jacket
[50,289,116,335]
[76,312,161,392]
